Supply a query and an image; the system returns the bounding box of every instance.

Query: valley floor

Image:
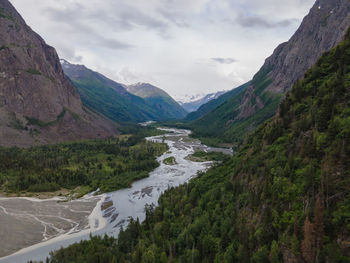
[0,195,100,257]
[0,128,229,263]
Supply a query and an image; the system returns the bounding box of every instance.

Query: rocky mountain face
[127,83,187,119]
[241,0,350,117]
[0,0,118,147]
[179,90,227,113]
[266,0,350,94]
[191,0,350,143]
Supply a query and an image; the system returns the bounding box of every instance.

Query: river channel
[0,128,231,262]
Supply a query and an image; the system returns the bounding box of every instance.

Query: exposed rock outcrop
[0,0,118,147]
[239,0,350,119]
[191,0,350,143]
[265,0,350,93]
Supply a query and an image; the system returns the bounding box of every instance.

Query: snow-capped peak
[175,93,206,104]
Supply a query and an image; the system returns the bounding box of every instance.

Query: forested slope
[61,61,165,123]
[127,83,187,120]
[185,83,249,121]
[190,70,276,145]
[45,28,350,263]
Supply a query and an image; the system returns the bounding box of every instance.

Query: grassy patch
[0,8,14,21]
[8,112,26,131]
[101,200,113,211]
[73,185,93,199]
[163,156,177,165]
[25,68,42,75]
[25,109,66,127]
[186,151,230,162]
[195,136,226,148]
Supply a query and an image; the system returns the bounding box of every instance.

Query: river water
[0,128,229,263]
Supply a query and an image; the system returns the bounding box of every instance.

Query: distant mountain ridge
[127,83,170,98]
[0,0,118,147]
[185,84,249,121]
[61,60,186,123]
[179,90,227,113]
[127,83,187,119]
[190,0,350,143]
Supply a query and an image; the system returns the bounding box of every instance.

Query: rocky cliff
[239,0,350,119]
[0,0,118,147]
[267,0,350,93]
[191,0,350,143]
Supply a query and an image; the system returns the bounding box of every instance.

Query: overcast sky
[9,0,315,100]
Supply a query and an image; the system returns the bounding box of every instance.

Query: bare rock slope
[192,0,350,142]
[266,0,350,93]
[0,0,118,146]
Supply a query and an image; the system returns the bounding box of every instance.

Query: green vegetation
[45,28,350,263]
[25,109,66,127]
[185,82,249,121]
[118,124,168,138]
[8,112,26,130]
[187,150,230,162]
[127,83,187,119]
[73,77,159,123]
[0,135,167,194]
[25,68,42,75]
[127,83,170,98]
[0,45,8,51]
[321,14,331,27]
[63,64,185,123]
[163,156,177,165]
[189,66,280,146]
[0,7,14,21]
[195,136,224,148]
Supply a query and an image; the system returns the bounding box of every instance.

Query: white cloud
[9,0,315,98]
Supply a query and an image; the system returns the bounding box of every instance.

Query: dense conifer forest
[0,128,167,195]
[41,29,350,263]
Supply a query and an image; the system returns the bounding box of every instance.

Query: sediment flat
[0,196,99,257]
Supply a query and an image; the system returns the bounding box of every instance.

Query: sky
[9,0,315,100]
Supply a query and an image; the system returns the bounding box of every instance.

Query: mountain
[127,83,187,119]
[61,60,156,123]
[190,0,350,143]
[0,0,118,147]
[61,61,186,123]
[185,83,249,121]
[47,25,350,263]
[179,90,227,113]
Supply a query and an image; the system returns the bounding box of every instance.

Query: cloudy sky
[9,0,315,100]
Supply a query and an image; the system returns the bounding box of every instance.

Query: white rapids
[0,128,220,263]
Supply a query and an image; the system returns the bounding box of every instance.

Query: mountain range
[61,60,186,124]
[178,90,227,113]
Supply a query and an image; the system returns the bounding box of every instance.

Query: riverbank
[0,186,93,200]
[0,128,220,263]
